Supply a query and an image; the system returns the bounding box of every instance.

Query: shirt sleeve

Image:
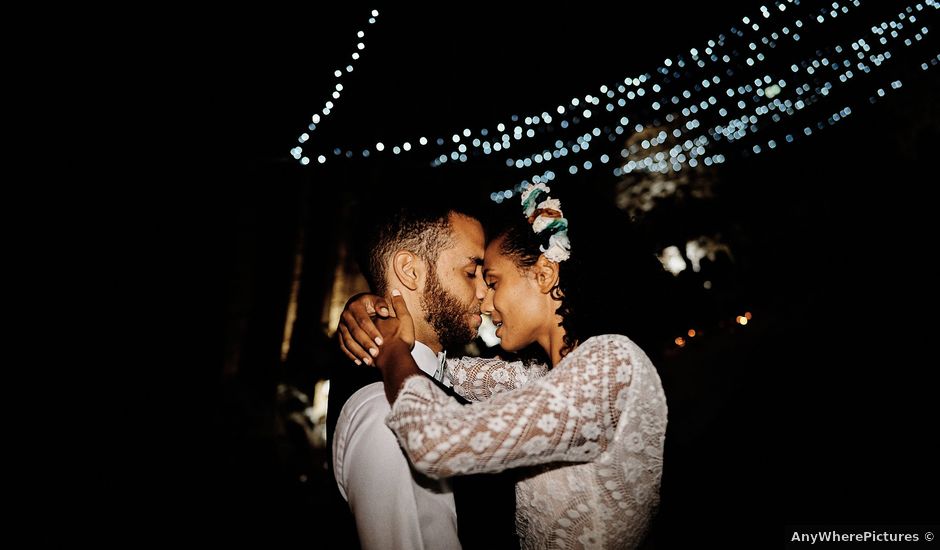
[334,383,453,550]
[387,335,652,479]
[446,356,549,402]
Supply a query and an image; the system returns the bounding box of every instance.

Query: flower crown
[520,183,571,263]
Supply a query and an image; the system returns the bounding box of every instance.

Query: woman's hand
[373,289,415,369]
[373,290,421,403]
[338,292,392,365]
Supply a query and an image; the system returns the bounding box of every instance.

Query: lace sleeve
[445,356,549,402]
[387,335,651,479]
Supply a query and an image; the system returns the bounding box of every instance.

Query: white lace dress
[386,334,667,549]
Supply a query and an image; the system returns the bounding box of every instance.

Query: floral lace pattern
[446,356,549,402]
[387,335,667,549]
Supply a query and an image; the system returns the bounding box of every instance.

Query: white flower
[536,413,558,433]
[521,435,549,454]
[407,430,425,450]
[634,479,654,505]
[491,367,509,384]
[515,369,530,386]
[540,231,571,262]
[469,431,494,453]
[615,363,633,384]
[580,421,601,440]
[581,384,597,400]
[424,423,443,439]
[531,214,554,234]
[577,526,602,547]
[444,452,478,473]
[536,198,562,213]
[520,182,551,204]
[621,457,643,483]
[487,416,508,432]
[580,402,597,419]
[624,431,645,453]
[583,362,598,378]
[547,394,567,413]
[615,388,629,410]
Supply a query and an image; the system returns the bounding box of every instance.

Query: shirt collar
[412,341,449,385]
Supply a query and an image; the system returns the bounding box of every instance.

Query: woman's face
[481,237,551,352]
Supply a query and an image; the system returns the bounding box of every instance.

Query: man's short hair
[352,170,485,296]
[354,204,455,296]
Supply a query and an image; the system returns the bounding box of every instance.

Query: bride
[348,183,667,549]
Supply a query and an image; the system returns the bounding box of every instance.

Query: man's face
[421,213,487,349]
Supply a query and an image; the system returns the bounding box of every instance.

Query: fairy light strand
[290,1,936,196]
[290,9,381,165]
[487,1,937,202]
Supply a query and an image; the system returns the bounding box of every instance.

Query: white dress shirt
[332,341,460,550]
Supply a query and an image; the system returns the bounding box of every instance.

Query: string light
[290,9,381,164]
[291,1,937,191]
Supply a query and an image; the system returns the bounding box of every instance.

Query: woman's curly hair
[487,193,670,362]
[489,209,585,359]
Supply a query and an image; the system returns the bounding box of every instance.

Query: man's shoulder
[327,364,382,448]
[339,381,390,424]
[333,382,395,477]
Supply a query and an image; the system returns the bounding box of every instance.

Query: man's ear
[391,250,422,291]
[534,254,560,294]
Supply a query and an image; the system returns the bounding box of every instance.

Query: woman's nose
[481,288,494,314]
[474,277,487,301]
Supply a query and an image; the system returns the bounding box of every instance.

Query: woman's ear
[392,250,421,291]
[534,254,561,294]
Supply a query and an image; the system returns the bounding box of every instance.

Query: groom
[328,192,518,549]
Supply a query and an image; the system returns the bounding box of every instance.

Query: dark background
[139,2,939,546]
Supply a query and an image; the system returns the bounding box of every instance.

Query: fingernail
[379,308,389,316]
[363,357,372,365]
[354,359,362,366]
[391,289,401,297]
[374,336,384,346]
[369,347,378,357]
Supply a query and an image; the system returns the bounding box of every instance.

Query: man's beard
[421,268,478,350]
